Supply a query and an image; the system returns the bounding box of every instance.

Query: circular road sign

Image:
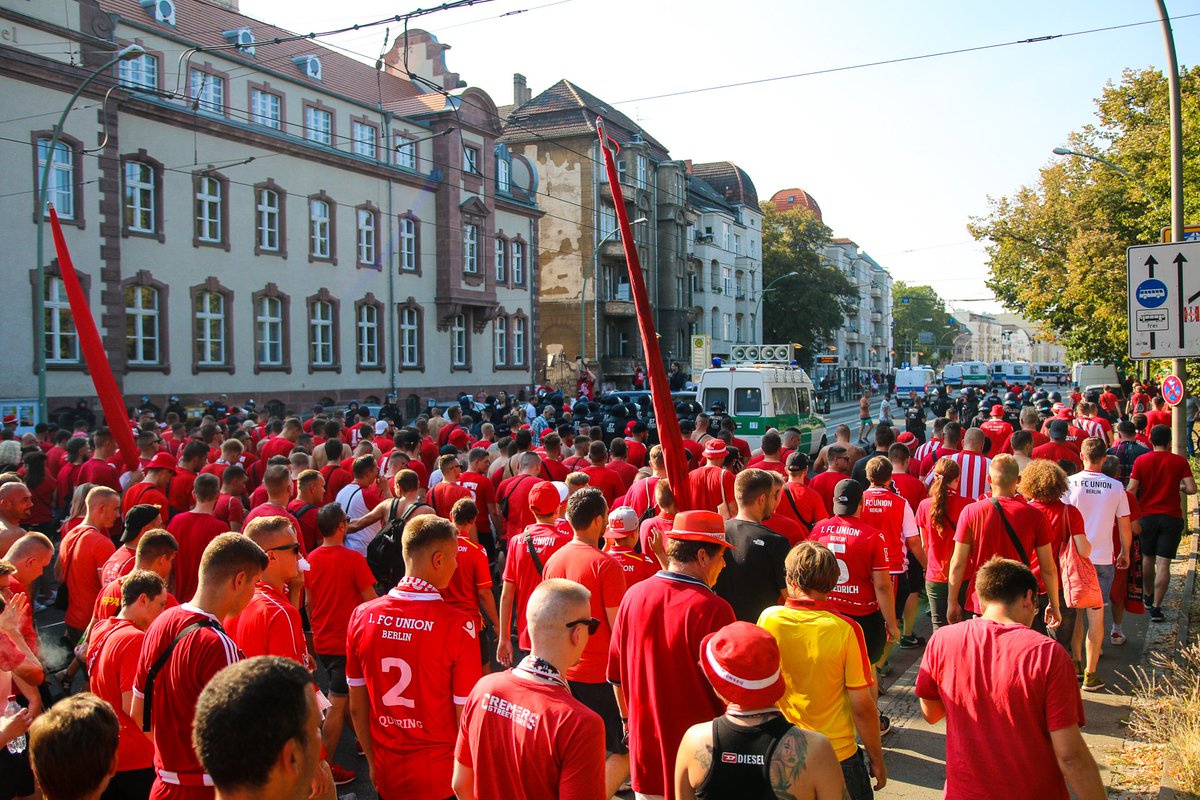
[1162,374,1184,407]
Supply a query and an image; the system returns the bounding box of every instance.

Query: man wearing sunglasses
[226,516,309,668]
[453,578,605,800]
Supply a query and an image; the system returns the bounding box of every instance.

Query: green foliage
[758,204,857,368]
[892,282,956,366]
[969,66,1200,367]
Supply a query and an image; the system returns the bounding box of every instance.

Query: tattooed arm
[674,722,714,800]
[769,726,847,800]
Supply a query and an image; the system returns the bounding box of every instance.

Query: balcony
[735,255,757,268]
[872,336,883,347]
[603,300,636,317]
[599,238,625,260]
[845,330,860,344]
[735,289,747,300]
[870,311,882,323]
[870,286,882,299]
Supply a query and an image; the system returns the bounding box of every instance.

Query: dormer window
[293,55,322,81]
[222,28,255,56]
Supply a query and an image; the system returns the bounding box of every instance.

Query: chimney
[513,73,531,106]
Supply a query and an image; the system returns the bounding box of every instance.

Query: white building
[1,0,540,423]
[815,239,894,386]
[686,163,763,358]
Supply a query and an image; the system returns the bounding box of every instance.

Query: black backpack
[498,475,532,519]
[366,500,423,588]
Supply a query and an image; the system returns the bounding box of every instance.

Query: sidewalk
[875,531,1198,798]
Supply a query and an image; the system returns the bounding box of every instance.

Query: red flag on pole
[48,207,139,473]
[595,119,691,511]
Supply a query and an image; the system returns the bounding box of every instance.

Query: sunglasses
[266,543,301,556]
[566,617,601,635]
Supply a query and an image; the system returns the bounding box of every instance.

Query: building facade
[1,0,540,422]
[686,162,763,361]
[813,239,894,388]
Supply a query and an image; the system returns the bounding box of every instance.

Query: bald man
[0,482,33,554]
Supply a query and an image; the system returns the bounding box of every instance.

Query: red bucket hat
[666,510,731,548]
[145,452,177,473]
[699,622,786,709]
[702,440,728,459]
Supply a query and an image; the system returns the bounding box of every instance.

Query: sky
[242,0,1200,314]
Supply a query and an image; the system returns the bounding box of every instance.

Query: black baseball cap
[786,452,811,473]
[120,504,162,544]
[832,479,863,516]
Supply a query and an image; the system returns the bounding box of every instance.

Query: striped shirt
[914,438,942,478]
[946,451,992,500]
[1075,417,1105,440]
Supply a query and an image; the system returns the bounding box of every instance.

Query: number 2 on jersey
[381,657,414,708]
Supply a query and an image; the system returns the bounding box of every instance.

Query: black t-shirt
[904,405,926,430]
[714,519,789,623]
[851,449,890,487]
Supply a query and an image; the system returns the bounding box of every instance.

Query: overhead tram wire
[609,11,1200,105]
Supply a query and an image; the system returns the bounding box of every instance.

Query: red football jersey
[133,604,241,786]
[87,618,155,771]
[212,493,245,530]
[345,578,482,800]
[167,511,231,603]
[427,481,472,519]
[454,667,605,800]
[305,544,376,656]
[979,419,1013,459]
[225,582,307,666]
[441,536,492,627]
[687,464,736,513]
[808,470,849,518]
[625,476,660,520]
[580,465,624,505]
[60,524,116,630]
[606,460,639,495]
[457,472,498,534]
[604,545,659,588]
[101,546,137,586]
[93,578,178,622]
[809,515,890,616]
[167,468,198,515]
[607,571,735,797]
[496,475,547,543]
[624,438,648,469]
[243,503,306,555]
[501,522,570,650]
[861,487,918,572]
[543,540,627,683]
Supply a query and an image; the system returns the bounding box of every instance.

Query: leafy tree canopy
[759,204,857,369]
[969,66,1200,368]
[892,281,957,367]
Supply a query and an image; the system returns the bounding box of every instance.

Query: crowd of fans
[0,375,1192,800]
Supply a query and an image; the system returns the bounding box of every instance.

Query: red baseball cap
[667,510,732,548]
[702,440,728,459]
[0,414,15,426]
[449,428,470,448]
[625,420,637,436]
[145,452,177,473]
[1055,408,1074,420]
[990,404,1004,417]
[699,622,786,709]
[528,481,561,516]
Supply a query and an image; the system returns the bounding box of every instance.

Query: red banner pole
[48,207,139,473]
[595,119,691,511]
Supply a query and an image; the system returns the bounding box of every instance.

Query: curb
[1156,503,1200,800]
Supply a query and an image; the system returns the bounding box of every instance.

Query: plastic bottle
[4,697,25,754]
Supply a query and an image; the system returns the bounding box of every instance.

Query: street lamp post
[34,44,146,422]
[752,271,801,334]
[582,217,646,364]
[1050,147,1161,211]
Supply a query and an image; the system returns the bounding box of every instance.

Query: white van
[894,368,936,407]
[941,361,989,388]
[696,362,826,454]
[1072,362,1120,393]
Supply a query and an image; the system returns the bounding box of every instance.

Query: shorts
[840,748,873,800]
[1094,564,1115,606]
[843,609,886,665]
[0,745,34,800]
[907,557,926,589]
[859,417,871,424]
[316,653,348,696]
[891,571,910,619]
[569,680,628,755]
[1140,514,1186,559]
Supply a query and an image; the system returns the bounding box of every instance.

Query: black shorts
[569,681,627,755]
[843,609,886,665]
[0,745,34,800]
[1140,515,1186,559]
[316,652,348,696]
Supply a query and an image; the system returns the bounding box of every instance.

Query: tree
[892,282,956,366]
[969,66,1200,368]
[759,204,857,368]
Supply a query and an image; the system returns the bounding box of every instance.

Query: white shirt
[878,399,892,422]
[1065,470,1130,565]
[336,482,377,556]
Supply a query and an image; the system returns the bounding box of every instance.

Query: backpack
[366,499,424,587]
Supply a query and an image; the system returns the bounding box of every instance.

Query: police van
[696,345,826,455]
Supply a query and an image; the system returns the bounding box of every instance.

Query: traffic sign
[1160,225,1200,243]
[1162,374,1184,406]
[1126,240,1200,359]
[690,335,711,374]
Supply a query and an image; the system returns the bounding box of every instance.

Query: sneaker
[328,764,356,786]
[879,714,892,735]
[1074,659,1084,681]
[1110,630,1127,646]
[877,660,892,677]
[899,634,925,649]
[1082,672,1106,692]
[1149,606,1165,623]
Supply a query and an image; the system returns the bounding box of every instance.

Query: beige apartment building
[1,0,540,423]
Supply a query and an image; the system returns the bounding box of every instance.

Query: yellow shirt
[757,599,874,760]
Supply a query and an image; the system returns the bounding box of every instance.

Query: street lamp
[34,44,146,422]
[752,271,801,331]
[1051,146,1161,211]
[582,216,647,363]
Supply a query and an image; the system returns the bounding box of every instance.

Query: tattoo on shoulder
[697,742,713,771]
[770,727,809,800]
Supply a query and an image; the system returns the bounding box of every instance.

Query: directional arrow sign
[1127,240,1200,359]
